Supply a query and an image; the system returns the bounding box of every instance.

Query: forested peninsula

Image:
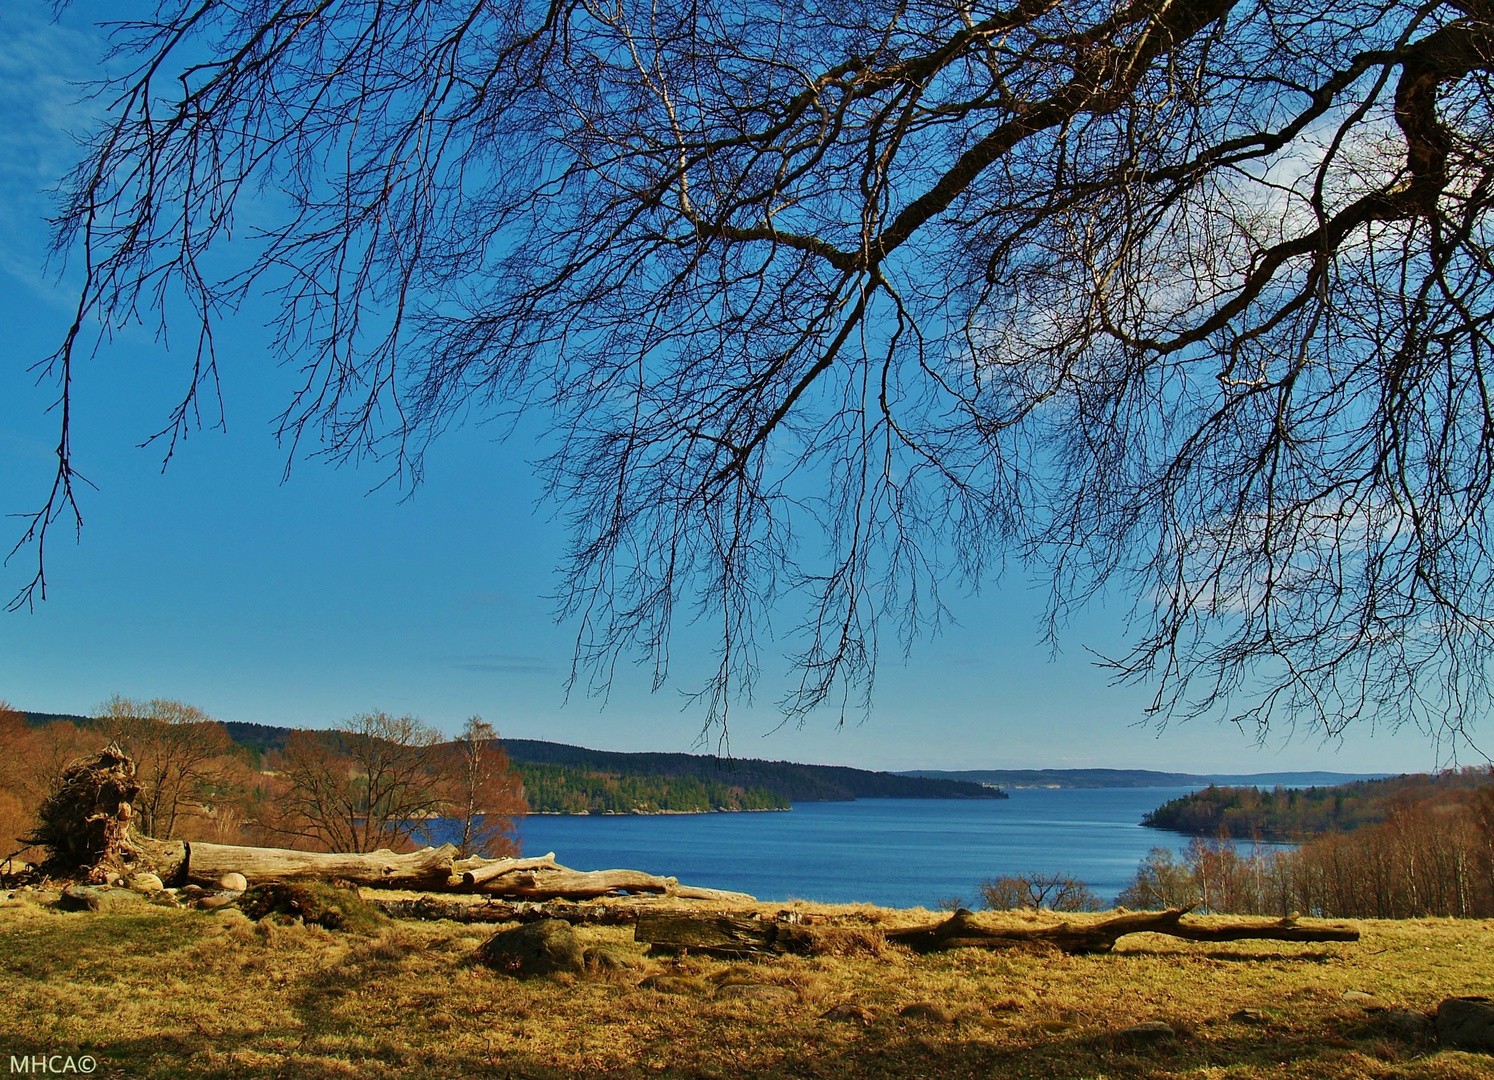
[499,738,1005,811]
[1141,769,1494,840]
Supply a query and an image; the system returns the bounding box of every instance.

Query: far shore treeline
[214,720,1006,810]
[0,704,1005,864]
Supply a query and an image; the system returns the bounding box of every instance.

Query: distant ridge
[24,715,1003,804]
[499,739,1005,803]
[212,726,1007,802]
[899,768,1390,789]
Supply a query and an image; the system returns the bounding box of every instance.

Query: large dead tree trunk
[185,842,458,886]
[882,908,1360,954]
[26,745,188,884]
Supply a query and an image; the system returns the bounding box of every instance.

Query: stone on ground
[59,885,147,913]
[1436,997,1494,1052]
[476,919,584,976]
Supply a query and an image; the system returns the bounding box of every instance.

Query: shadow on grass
[47,1005,1445,1080]
[0,909,199,981]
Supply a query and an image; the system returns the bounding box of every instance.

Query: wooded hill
[1141,769,1494,840]
[497,738,1005,804]
[32,718,1001,812]
[515,762,788,814]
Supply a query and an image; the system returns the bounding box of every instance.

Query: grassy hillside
[0,896,1488,1080]
[1141,769,1494,840]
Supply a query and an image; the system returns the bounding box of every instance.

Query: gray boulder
[58,885,147,913]
[1436,997,1494,1052]
[476,918,584,976]
[1117,1021,1176,1044]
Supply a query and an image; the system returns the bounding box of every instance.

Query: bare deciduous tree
[21,0,1494,748]
[93,696,241,840]
[440,717,525,859]
[275,711,445,853]
[980,871,1103,912]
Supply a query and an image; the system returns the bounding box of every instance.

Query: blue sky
[0,2,1459,774]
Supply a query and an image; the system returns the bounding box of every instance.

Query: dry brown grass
[0,893,1490,1079]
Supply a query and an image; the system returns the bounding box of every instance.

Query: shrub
[979,872,1101,912]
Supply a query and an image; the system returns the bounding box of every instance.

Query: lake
[505,787,1223,909]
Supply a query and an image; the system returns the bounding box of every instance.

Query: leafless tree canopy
[23,0,1494,747]
[441,716,525,858]
[275,711,446,853]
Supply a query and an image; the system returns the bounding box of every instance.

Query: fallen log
[186,841,458,887]
[664,881,757,903]
[634,912,818,957]
[476,866,672,899]
[461,853,559,887]
[883,908,1360,955]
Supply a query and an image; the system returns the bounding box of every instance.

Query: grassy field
[0,892,1491,1079]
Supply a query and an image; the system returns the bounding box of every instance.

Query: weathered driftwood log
[476,866,672,899]
[460,853,559,887]
[450,858,756,901]
[664,882,757,903]
[186,842,458,887]
[634,912,818,957]
[883,908,1360,955]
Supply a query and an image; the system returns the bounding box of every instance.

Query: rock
[238,882,382,932]
[1436,997,1494,1052]
[1343,990,1389,1011]
[218,872,248,892]
[1230,1008,1268,1024]
[195,895,235,911]
[58,885,148,913]
[821,1003,877,1026]
[1117,1021,1176,1044]
[149,890,181,907]
[476,919,584,976]
[899,1002,956,1024]
[1381,1008,1430,1043]
[126,872,164,893]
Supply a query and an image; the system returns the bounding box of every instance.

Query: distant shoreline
[525,806,792,816]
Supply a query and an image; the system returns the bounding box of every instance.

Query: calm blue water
[505,788,1215,909]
